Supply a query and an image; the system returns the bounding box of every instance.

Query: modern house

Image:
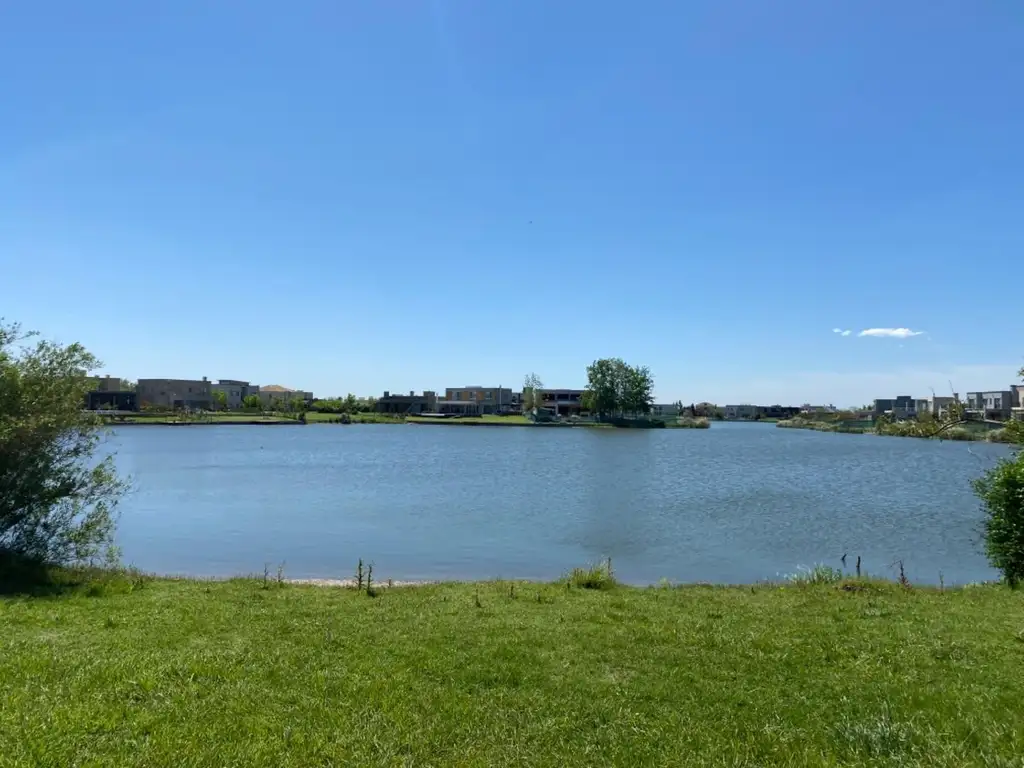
[258,385,313,409]
[444,386,514,415]
[965,391,1014,421]
[760,405,802,419]
[85,375,124,392]
[873,396,917,419]
[212,379,260,409]
[375,390,438,414]
[922,395,959,418]
[84,375,137,411]
[86,390,137,411]
[539,389,586,417]
[137,378,212,410]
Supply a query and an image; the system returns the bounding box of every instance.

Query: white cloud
[832,328,852,336]
[858,327,924,339]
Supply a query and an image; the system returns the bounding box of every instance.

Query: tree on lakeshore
[0,321,125,565]
[973,365,1024,586]
[584,358,655,419]
[242,394,261,410]
[211,390,227,411]
[522,373,544,413]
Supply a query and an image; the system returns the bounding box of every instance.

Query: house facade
[923,395,959,418]
[444,386,514,415]
[86,391,138,411]
[258,385,313,409]
[212,379,260,409]
[539,389,586,417]
[966,391,1014,420]
[375,390,438,414]
[137,378,212,410]
[873,396,917,419]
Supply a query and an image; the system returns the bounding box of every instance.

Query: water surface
[109,422,1010,585]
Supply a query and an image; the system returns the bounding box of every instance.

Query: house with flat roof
[966,391,1014,420]
[258,385,313,409]
[375,390,437,414]
[212,380,260,409]
[137,378,212,410]
[444,386,514,415]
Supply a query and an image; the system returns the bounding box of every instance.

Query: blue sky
[2,1,1021,406]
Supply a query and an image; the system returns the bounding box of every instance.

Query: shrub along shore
[2,561,1023,767]
[777,416,1019,442]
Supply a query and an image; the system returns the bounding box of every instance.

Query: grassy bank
[777,417,870,434]
[778,417,1018,443]
[665,417,711,429]
[2,570,1022,766]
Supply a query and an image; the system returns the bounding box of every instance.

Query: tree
[0,321,125,565]
[584,358,655,419]
[522,373,544,413]
[119,379,135,391]
[242,394,261,410]
[211,390,228,411]
[623,364,654,417]
[973,365,1024,586]
[585,358,621,418]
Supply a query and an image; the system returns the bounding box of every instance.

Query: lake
[108,422,1012,585]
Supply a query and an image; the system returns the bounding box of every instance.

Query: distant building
[539,389,586,417]
[376,390,437,414]
[86,391,137,411]
[137,378,212,410]
[258,385,313,409]
[724,404,760,420]
[873,396,916,419]
[923,395,959,418]
[444,386,514,415]
[966,391,1014,420]
[212,379,260,409]
[85,375,124,392]
[759,405,802,419]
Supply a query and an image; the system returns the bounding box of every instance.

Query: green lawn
[2,575,1022,766]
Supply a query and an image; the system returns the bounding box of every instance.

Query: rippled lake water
[108,422,1011,585]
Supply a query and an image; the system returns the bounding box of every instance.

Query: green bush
[786,564,843,585]
[973,452,1024,587]
[566,560,617,590]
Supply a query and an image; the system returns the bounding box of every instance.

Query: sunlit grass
[2,573,1023,766]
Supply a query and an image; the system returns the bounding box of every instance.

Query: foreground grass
[2,576,1023,766]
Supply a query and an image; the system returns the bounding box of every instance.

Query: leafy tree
[584,358,655,419]
[0,321,126,564]
[242,394,261,410]
[119,379,135,391]
[585,358,621,418]
[973,365,1024,586]
[522,373,544,413]
[623,364,654,417]
[343,393,359,414]
[211,390,228,411]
